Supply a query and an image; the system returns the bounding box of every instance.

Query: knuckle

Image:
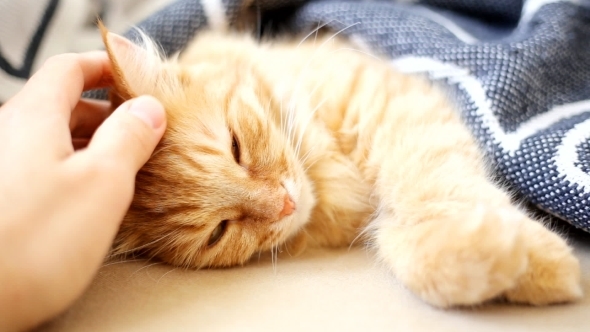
[78,158,122,182]
[84,159,135,197]
[92,159,135,195]
[42,53,83,77]
[116,115,155,158]
[43,53,78,68]
[65,158,135,204]
[65,112,155,194]
[92,158,124,177]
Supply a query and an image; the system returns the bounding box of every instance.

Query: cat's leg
[364,92,581,307]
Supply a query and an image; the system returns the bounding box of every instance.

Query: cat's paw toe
[503,226,583,305]
[402,206,529,307]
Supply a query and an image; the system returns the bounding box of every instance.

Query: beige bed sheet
[39,228,590,332]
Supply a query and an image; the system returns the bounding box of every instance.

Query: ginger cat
[100,24,582,308]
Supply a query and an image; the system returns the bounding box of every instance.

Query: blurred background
[0,0,175,102]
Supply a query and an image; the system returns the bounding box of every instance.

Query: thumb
[84,95,166,174]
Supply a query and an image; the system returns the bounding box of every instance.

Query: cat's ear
[99,21,166,107]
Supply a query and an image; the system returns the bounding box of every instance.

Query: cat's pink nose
[279,194,296,219]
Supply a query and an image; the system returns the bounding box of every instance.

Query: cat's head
[100,25,315,268]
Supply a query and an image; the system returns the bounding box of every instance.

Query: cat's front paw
[502,221,583,305]
[389,206,529,308]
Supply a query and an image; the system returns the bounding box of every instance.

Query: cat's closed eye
[231,134,240,164]
[207,220,228,247]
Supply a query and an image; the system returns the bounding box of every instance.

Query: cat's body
[101,25,582,308]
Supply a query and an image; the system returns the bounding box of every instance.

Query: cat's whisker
[280,98,286,138]
[299,144,320,171]
[272,244,276,267]
[297,20,336,48]
[348,225,372,251]
[303,160,319,172]
[284,96,299,147]
[145,240,175,263]
[294,97,328,157]
[336,47,382,62]
[290,44,377,160]
[265,91,289,144]
[300,47,378,110]
[162,235,203,268]
[101,258,143,268]
[129,261,161,278]
[291,21,361,96]
[299,153,316,171]
[265,97,277,137]
[178,260,192,272]
[272,246,275,271]
[284,109,292,143]
[151,143,183,158]
[303,159,320,173]
[271,242,279,273]
[285,22,361,152]
[283,241,292,257]
[111,232,176,259]
[317,21,362,50]
[314,21,321,45]
[288,107,297,149]
[291,23,359,99]
[156,267,178,284]
[306,79,325,104]
[298,144,315,162]
[294,124,307,158]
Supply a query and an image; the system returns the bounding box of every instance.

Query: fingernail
[127,95,165,129]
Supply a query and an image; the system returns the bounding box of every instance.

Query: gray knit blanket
[2,0,590,233]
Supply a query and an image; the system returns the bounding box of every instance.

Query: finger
[3,97,113,161]
[70,99,112,139]
[75,95,166,177]
[61,96,166,264]
[0,52,114,159]
[5,51,112,121]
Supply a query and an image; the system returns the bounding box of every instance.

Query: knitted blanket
[3,0,590,233]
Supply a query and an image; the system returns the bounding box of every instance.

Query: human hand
[0,52,166,331]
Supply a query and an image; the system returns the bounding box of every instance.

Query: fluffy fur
[100,24,582,307]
